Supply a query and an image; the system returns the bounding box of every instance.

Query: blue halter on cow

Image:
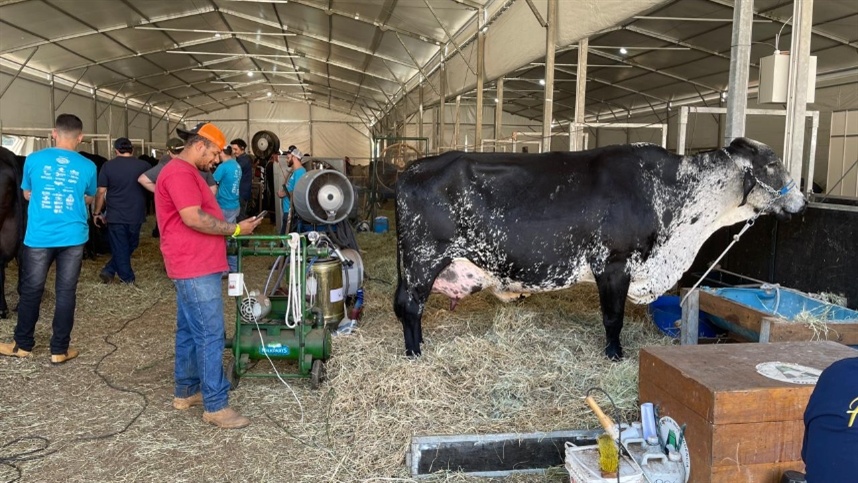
[393,137,807,360]
[0,147,26,319]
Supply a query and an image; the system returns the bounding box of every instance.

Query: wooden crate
[639,341,858,483]
[683,289,858,345]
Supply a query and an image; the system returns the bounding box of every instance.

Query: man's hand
[237,215,263,235]
[93,213,105,227]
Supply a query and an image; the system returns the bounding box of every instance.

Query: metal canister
[308,257,345,329]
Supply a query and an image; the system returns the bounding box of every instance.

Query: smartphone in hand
[254,210,268,221]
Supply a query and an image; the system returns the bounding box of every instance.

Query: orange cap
[177,122,227,150]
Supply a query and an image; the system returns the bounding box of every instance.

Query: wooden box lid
[639,341,857,425]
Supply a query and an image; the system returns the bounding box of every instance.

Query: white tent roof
[1,0,856,126]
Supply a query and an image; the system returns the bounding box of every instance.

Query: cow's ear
[730,137,759,156]
[739,170,756,207]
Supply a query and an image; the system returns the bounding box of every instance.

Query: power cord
[0,293,166,482]
[237,233,305,423]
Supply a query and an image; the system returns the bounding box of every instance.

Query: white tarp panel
[312,122,369,162]
[0,73,52,131]
[189,100,367,162]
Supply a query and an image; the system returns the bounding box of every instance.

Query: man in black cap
[93,138,151,284]
[229,138,253,220]
[139,134,218,241]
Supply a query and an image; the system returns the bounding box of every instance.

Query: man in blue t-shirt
[802,356,858,482]
[93,137,151,284]
[230,138,253,221]
[0,114,97,364]
[213,146,242,272]
[277,146,307,234]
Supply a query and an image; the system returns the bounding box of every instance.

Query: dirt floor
[0,212,673,482]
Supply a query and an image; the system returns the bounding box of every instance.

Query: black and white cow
[0,147,26,319]
[394,138,807,360]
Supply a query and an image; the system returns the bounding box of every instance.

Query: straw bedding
[0,213,672,482]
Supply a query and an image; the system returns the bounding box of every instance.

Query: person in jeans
[93,137,151,284]
[213,145,242,272]
[157,122,261,429]
[0,114,97,364]
[277,146,307,234]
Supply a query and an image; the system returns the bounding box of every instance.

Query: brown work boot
[0,342,31,358]
[173,392,203,410]
[202,407,251,429]
[50,348,79,364]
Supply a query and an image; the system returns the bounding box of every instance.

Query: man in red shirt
[156,122,262,429]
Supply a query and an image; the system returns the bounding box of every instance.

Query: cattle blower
[225,166,364,389]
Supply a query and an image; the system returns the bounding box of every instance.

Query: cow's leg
[395,278,430,357]
[595,261,631,361]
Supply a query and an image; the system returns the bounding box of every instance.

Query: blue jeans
[173,273,230,412]
[102,223,142,283]
[15,244,84,353]
[222,208,239,272]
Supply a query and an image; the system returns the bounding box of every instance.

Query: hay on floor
[0,213,672,482]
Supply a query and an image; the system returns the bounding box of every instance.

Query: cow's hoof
[605,345,624,362]
[405,349,422,359]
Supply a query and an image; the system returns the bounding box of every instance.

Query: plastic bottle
[641,402,658,441]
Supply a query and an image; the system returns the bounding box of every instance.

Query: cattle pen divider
[676,106,820,198]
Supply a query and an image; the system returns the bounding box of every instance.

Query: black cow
[0,147,26,319]
[394,138,807,359]
[78,151,110,259]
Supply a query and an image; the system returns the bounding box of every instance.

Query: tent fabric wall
[187,100,369,163]
[0,73,52,130]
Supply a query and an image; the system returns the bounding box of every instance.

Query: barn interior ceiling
[0,0,856,127]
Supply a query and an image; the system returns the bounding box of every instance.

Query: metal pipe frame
[724,0,754,146]
[0,46,37,100]
[541,0,557,153]
[783,0,814,184]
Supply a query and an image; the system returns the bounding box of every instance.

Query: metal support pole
[309,104,314,154]
[474,7,486,150]
[147,106,153,144]
[677,106,689,155]
[49,74,55,121]
[246,102,251,143]
[573,38,588,151]
[92,89,98,155]
[439,63,447,150]
[541,0,557,153]
[783,0,813,184]
[124,99,129,138]
[454,95,461,149]
[418,84,424,140]
[724,0,754,147]
[495,76,504,141]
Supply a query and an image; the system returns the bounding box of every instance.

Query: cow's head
[727,138,807,221]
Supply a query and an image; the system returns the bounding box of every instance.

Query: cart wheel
[310,359,324,389]
[227,359,240,390]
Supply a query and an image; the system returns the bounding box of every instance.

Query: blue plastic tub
[648,295,721,338]
[372,216,389,233]
[702,287,858,342]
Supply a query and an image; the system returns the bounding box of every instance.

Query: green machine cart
[226,233,333,389]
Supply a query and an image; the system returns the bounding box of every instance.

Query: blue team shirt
[213,158,242,210]
[21,147,97,248]
[281,167,307,216]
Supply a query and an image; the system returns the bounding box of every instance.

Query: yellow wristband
[232,224,241,238]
